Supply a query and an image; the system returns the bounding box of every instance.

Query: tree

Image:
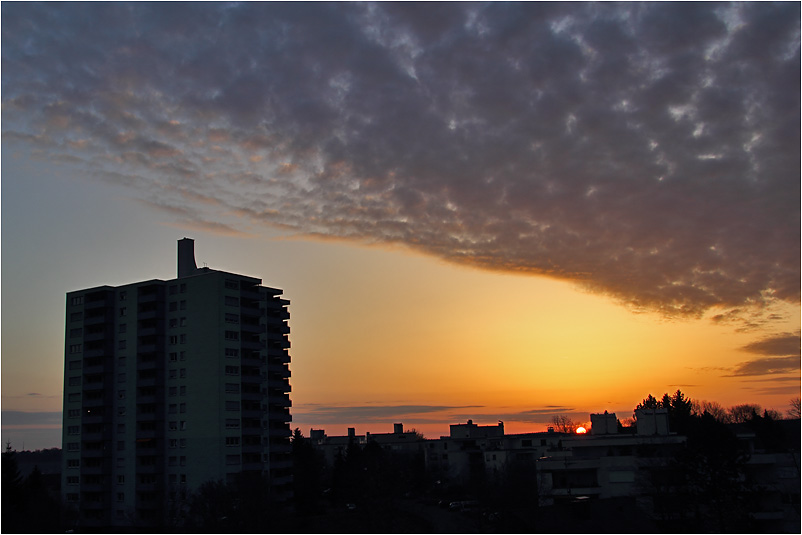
[788,396,801,419]
[728,404,761,423]
[550,415,577,434]
[635,390,693,433]
[693,400,729,422]
[2,444,24,533]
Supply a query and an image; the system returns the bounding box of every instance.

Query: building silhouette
[61,239,292,527]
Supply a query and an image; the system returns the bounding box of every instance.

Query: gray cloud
[740,332,801,357]
[2,2,799,317]
[727,356,800,377]
[294,404,481,424]
[1,411,62,427]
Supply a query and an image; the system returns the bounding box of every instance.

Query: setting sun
[576,426,587,434]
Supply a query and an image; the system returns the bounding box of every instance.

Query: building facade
[61,239,292,527]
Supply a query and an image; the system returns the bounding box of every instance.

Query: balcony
[267,378,291,392]
[266,363,290,378]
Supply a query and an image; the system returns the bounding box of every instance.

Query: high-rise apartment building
[61,239,292,527]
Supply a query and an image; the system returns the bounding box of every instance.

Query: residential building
[61,239,292,527]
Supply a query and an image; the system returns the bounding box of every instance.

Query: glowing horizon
[2,2,799,450]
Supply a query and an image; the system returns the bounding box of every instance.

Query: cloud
[1,411,62,428]
[294,404,482,424]
[2,3,799,317]
[739,332,801,357]
[726,356,800,377]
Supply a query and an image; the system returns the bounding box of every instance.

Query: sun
[575,426,587,434]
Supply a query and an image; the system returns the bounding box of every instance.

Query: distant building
[309,423,424,466]
[61,239,292,528]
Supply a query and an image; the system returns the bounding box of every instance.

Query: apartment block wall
[61,245,292,528]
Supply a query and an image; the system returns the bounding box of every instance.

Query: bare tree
[728,403,762,423]
[693,400,729,422]
[788,396,801,419]
[550,415,577,434]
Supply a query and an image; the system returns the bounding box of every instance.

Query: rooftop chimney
[177,238,198,278]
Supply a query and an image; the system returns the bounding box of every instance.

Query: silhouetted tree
[291,428,326,514]
[550,414,577,433]
[789,396,801,419]
[2,444,24,533]
[728,403,762,423]
[635,390,693,433]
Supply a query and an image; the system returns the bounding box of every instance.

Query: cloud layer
[2,2,799,316]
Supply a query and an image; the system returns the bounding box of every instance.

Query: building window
[169,335,178,345]
[180,283,187,293]
[169,318,178,328]
[169,404,177,414]
[225,366,240,375]
[67,442,79,451]
[169,439,178,449]
[225,437,240,447]
[117,457,125,467]
[70,296,84,306]
[169,302,178,312]
[179,300,186,310]
[225,331,239,341]
[67,459,80,468]
[118,340,126,349]
[68,393,81,402]
[117,390,125,400]
[225,313,239,324]
[169,421,178,431]
[180,351,186,361]
[117,424,125,434]
[117,441,125,451]
[169,370,177,380]
[179,386,186,396]
[117,373,126,383]
[179,403,186,413]
[180,317,187,327]
[225,419,240,429]
[180,438,186,448]
[119,291,127,301]
[67,476,79,485]
[226,455,240,465]
[180,334,187,344]
[225,348,239,358]
[68,376,81,386]
[169,386,177,397]
[225,383,240,394]
[68,426,80,435]
[225,296,239,306]
[225,279,238,289]
[169,456,177,466]
[180,474,187,484]
[118,475,124,485]
[117,493,125,503]
[180,456,186,466]
[180,421,187,430]
[169,352,178,362]
[68,409,80,418]
[69,328,83,338]
[119,307,127,317]
[180,368,187,378]
[169,285,178,295]
[69,344,82,354]
[68,360,81,370]
[225,401,240,411]
[70,311,83,322]
[119,324,127,333]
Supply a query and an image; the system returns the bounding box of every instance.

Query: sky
[1,2,799,450]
